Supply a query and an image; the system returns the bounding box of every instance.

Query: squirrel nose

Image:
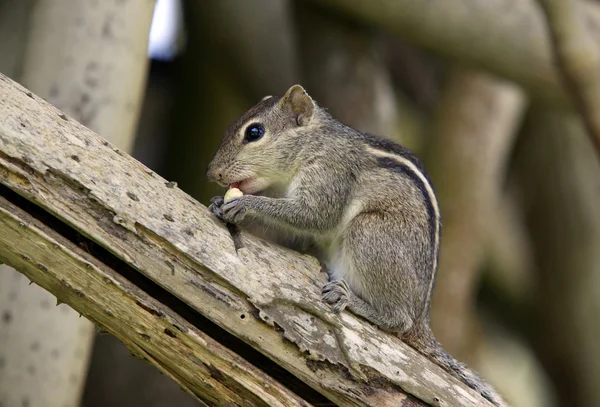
[206,167,222,182]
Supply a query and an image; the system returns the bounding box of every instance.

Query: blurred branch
[305,0,600,105]
[484,186,535,308]
[516,107,600,407]
[427,68,526,362]
[537,0,600,154]
[19,0,155,150]
[0,74,500,407]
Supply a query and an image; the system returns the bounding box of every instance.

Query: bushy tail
[404,326,504,406]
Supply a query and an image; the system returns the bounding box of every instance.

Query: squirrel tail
[403,326,504,406]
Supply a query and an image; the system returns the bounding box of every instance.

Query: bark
[305,0,600,105]
[0,2,155,406]
[427,68,526,362]
[516,108,600,407]
[0,197,309,407]
[537,0,600,154]
[0,73,500,407]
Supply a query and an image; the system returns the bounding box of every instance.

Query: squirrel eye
[244,123,265,142]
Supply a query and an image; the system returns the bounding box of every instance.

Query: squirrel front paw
[220,195,252,224]
[208,196,225,218]
[322,280,351,313]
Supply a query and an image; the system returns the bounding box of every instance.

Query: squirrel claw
[221,196,249,224]
[322,280,351,313]
[209,196,225,219]
[332,300,349,313]
[208,202,224,219]
[211,195,225,206]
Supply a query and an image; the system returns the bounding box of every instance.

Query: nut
[224,188,243,202]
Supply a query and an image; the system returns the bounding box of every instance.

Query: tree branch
[0,195,307,407]
[0,73,496,407]
[537,0,600,154]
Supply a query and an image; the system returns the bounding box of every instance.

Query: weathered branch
[0,195,308,407]
[0,73,496,407]
[305,0,600,105]
[537,0,600,153]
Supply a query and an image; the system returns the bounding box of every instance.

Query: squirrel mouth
[229,179,250,192]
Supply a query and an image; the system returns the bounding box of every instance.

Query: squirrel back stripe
[366,146,441,313]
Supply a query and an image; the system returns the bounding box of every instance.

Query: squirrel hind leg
[322,279,413,332]
[346,211,423,332]
[323,211,419,333]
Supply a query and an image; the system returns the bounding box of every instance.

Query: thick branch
[0,73,496,407]
[0,195,307,407]
[537,0,600,153]
[306,0,600,105]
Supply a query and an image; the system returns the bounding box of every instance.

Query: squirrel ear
[280,84,315,126]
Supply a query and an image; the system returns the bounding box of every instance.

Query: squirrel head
[207,84,317,194]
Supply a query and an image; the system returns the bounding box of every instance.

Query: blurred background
[1,0,599,406]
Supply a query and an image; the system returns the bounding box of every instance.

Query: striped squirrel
[207,85,503,406]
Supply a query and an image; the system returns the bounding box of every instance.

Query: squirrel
[207,84,503,406]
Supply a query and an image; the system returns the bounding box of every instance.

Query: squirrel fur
[207,84,503,406]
